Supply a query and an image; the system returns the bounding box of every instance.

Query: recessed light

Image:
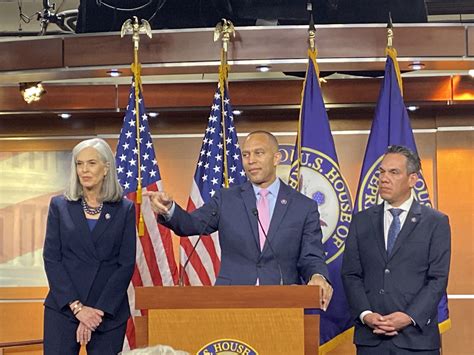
[58,113,71,119]
[256,65,271,73]
[407,105,419,112]
[107,69,122,77]
[19,82,46,103]
[469,69,474,78]
[408,62,425,70]
[148,112,159,118]
[232,109,242,116]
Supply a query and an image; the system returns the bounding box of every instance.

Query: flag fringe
[385,46,403,95]
[318,327,354,354]
[439,318,452,334]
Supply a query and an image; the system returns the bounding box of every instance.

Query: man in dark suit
[145,130,333,310]
[342,145,451,354]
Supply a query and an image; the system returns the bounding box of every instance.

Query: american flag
[180,85,247,285]
[115,80,178,349]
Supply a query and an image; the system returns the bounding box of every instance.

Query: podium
[135,285,320,354]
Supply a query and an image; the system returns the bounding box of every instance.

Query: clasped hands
[363,311,413,336]
[70,303,104,345]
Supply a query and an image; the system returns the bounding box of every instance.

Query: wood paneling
[0,85,117,112]
[0,302,43,343]
[0,76,462,114]
[437,130,474,294]
[0,38,62,72]
[19,25,469,72]
[0,287,47,299]
[468,26,474,57]
[453,75,474,102]
[441,300,474,355]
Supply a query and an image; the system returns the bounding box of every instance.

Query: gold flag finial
[214,19,235,54]
[387,12,394,48]
[121,16,152,51]
[307,1,316,51]
[214,19,235,189]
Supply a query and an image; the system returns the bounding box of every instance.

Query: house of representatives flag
[288,49,353,353]
[115,80,178,349]
[354,47,451,332]
[180,84,247,286]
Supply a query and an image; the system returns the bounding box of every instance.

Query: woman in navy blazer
[43,138,136,354]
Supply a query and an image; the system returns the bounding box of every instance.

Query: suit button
[384,269,390,274]
[379,289,385,294]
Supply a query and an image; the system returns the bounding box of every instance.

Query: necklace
[81,198,103,215]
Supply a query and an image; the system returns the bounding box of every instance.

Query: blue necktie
[387,208,403,256]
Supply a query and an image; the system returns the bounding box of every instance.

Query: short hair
[64,138,123,202]
[385,145,421,174]
[246,130,279,151]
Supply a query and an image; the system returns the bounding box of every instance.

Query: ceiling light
[148,112,159,118]
[256,65,271,73]
[107,69,122,77]
[407,105,419,112]
[408,62,425,70]
[232,109,243,116]
[19,82,46,104]
[58,113,71,119]
[469,69,474,78]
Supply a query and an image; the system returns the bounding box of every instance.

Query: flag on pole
[116,79,179,349]
[288,49,354,353]
[354,47,451,332]
[179,84,247,285]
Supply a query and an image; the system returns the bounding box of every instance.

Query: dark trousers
[44,307,126,355]
[357,340,440,355]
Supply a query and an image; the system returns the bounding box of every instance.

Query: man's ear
[274,151,282,166]
[408,172,418,188]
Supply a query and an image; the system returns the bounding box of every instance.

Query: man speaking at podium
[145,131,333,310]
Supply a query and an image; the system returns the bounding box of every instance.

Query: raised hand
[143,191,174,215]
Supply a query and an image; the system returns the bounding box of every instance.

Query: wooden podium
[135,285,320,354]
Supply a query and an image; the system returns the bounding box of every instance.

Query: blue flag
[289,49,353,353]
[354,47,450,332]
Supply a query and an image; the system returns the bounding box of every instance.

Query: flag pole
[292,3,320,191]
[214,19,235,188]
[385,12,403,95]
[121,16,152,236]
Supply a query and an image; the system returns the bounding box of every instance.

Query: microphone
[252,208,284,285]
[179,210,217,287]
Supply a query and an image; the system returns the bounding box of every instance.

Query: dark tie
[387,208,403,256]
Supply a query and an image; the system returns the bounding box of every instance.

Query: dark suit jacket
[161,180,329,285]
[341,201,451,350]
[43,195,136,331]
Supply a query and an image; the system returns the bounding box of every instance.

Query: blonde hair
[64,138,123,202]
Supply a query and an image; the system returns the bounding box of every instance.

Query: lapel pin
[281,199,287,205]
[411,217,417,223]
[105,213,111,220]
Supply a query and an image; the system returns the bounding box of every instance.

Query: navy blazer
[43,195,136,331]
[161,180,329,285]
[341,201,451,350]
